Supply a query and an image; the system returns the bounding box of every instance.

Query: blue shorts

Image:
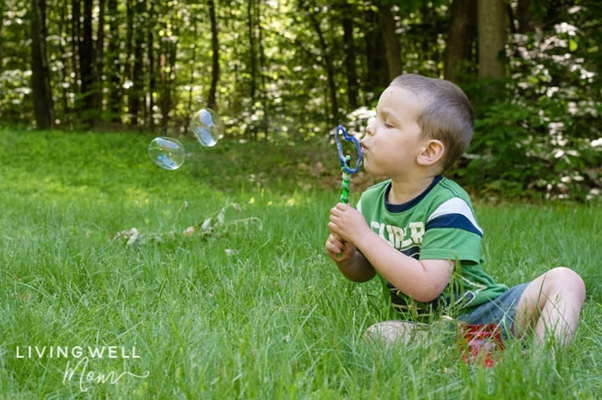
[456,283,529,339]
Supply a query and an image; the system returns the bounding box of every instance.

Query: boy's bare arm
[325,234,375,282]
[328,203,453,302]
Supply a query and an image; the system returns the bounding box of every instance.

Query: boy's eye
[384,121,394,128]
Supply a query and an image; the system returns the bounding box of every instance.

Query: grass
[0,128,601,399]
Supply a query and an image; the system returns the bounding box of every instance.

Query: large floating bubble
[190,108,224,147]
[148,137,186,170]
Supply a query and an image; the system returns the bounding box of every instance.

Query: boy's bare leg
[512,267,586,346]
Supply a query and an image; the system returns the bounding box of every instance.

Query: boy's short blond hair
[391,74,474,171]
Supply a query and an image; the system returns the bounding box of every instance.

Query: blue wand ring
[334,125,363,174]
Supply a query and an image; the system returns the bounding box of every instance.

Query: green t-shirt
[357,176,508,319]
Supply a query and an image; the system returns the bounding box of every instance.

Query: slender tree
[185,10,199,133]
[0,2,4,73]
[79,0,95,125]
[300,1,338,121]
[247,0,258,138]
[129,0,146,126]
[444,0,477,83]
[94,0,107,116]
[159,4,170,133]
[71,0,81,111]
[377,2,403,80]
[148,0,156,130]
[159,1,179,132]
[58,1,72,127]
[257,0,270,139]
[207,0,220,111]
[106,0,122,122]
[517,0,540,33]
[363,6,389,96]
[341,0,358,110]
[124,0,135,124]
[31,0,55,129]
[478,0,506,80]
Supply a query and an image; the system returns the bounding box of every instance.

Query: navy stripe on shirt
[426,213,483,237]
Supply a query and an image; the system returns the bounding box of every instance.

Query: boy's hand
[328,203,369,246]
[325,234,355,262]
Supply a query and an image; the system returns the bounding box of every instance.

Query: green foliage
[454,13,602,201]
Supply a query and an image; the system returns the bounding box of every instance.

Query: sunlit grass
[0,128,600,398]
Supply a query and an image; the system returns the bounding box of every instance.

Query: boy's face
[362,85,426,178]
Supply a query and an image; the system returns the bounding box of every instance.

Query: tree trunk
[247,0,257,138]
[148,0,156,131]
[207,0,220,112]
[363,7,389,95]
[107,0,121,122]
[125,0,134,124]
[185,15,198,133]
[302,1,338,121]
[31,0,55,129]
[377,3,403,81]
[59,1,72,127]
[444,0,477,83]
[71,0,81,112]
[0,3,4,72]
[477,0,506,80]
[79,0,95,126]
[159,16,170,134]
[160,10,178,131]
[129,0,145,126]
[160,50,169,133]
[517,0,539,33]
[342,2,358,110]
[94,0,107,116]
[257,0,269,140]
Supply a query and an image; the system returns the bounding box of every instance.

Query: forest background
[1,0,601,200]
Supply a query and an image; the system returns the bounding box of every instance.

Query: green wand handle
[337,156,351,258]
[340,155,351,204]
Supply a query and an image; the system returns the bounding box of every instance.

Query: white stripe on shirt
[427,198,483,235]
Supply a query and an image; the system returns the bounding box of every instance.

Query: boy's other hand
[325,234,355,262]
[328,203,369,246]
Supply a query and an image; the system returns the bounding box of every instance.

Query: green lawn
[0,129,601,399]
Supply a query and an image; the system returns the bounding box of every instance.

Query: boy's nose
[365,124,375,137]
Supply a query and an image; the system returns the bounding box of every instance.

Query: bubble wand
[334,125,363,204]
[334,125,363,259]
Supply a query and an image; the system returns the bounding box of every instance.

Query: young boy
[325,74,586,347]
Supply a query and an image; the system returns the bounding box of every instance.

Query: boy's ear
[417,139,444,167]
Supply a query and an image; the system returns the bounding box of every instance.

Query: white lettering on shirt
[370,221,425,250]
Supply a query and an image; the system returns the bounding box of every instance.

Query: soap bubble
[190,108,224,147]
[148,137,186,170]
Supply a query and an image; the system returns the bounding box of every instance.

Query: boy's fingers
[327,234,342,248]
[325,240,341,255]
[328,245,340,255]
[331,233,344,243]
[331,202,350,214]
[336,202,349,211]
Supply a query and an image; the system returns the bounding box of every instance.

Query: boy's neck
[387,175,439,205]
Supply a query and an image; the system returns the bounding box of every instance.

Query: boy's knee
[547,267,586,299]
